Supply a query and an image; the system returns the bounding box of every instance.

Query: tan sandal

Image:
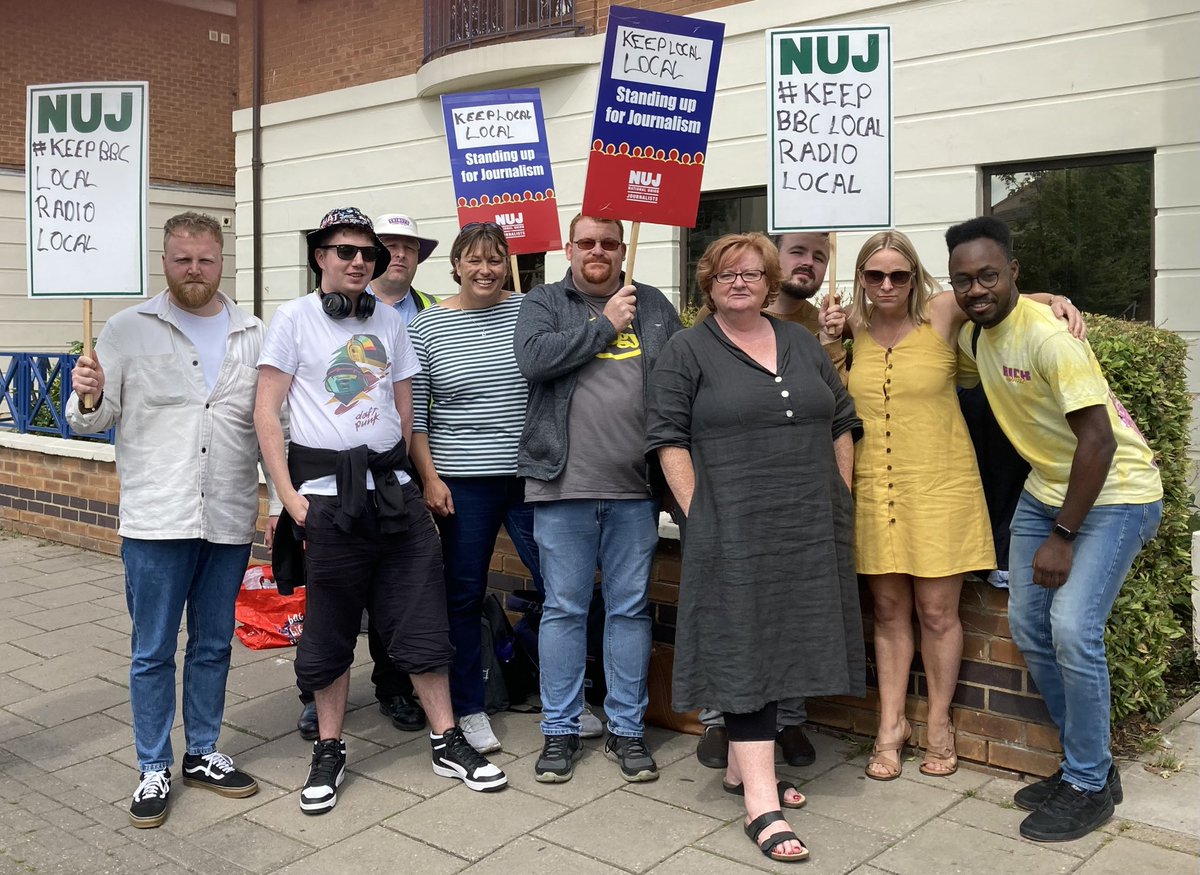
[865,721,911,781]
[919,724,958,777]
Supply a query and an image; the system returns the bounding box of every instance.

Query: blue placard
[441,88,561,253]
[582,6,724,226]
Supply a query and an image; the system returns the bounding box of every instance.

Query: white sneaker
[459,712,502,754]
[580,707,603,739]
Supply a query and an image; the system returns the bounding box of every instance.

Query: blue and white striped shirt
[409,294,529,477]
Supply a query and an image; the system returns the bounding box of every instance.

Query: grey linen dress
[646,317,866,714]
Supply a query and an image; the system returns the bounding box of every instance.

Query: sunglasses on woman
[860,269,913,287]
[315,244,382,262]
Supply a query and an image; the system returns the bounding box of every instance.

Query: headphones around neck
[320,290,376,321]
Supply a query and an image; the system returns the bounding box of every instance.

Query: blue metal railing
[0,352,114,443]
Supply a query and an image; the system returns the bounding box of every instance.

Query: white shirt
[67,290,272,544]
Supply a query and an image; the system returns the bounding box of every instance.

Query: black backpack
[481,594,539,714]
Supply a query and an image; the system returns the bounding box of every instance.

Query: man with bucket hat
[369,213,440,323]
[294,211,442,741]
[256,207,507,815]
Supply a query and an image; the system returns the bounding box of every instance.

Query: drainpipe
[251,0,264,319]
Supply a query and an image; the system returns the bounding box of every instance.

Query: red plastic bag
[235,565,305,650]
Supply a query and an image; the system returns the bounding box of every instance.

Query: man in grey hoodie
[514,213,682,784]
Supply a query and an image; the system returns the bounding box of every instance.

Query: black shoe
[777,725,816,767]
[1019,780,1114,842]
[300,739,346,815]
[379,694,426,732]
[181,751,259,798]
[604,732,659,782]
[129,769,170,829]
[431,727,507,791]
[535,734,583,783]
[297,701,319,740]
[696,725,729,769]
[1014,763,1122,812]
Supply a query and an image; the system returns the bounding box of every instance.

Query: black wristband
[1052,523,1077,542]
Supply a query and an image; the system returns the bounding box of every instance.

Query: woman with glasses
[835,230,1082,782]
[647,233,864,864]
[407,222,543,755]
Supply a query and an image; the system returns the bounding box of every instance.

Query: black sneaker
[129,769,171,829]
[379,694,426,732]
[297,701,319,740]
[182,751,259,798]
[431,727,507,791]
[535,734,583,783]
[777,725,816,767]
[696,725,729,769]
[604,733,659,782]
[1014,763,1123,812]
[300,739,346,815]
[1019,779,1114,842]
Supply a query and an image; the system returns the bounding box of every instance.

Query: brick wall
[0,443,274,561]
[237,0,747,108]
[1,438,1060,777]
[3,0,238,187]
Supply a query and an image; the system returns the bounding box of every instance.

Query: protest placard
[767,27,892,232]
[26,82,149,298]
[441,89,561,256]
[582,6,724,228]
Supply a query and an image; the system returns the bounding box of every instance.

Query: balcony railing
[425,0,581,62]
[0,352,114,443]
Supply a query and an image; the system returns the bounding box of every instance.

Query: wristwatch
[1052,523,1077,542]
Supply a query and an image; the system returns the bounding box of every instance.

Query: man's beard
[169,278,219,310]
[780,276,819,300]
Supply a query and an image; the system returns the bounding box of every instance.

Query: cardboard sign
[767,27,892,232]
[582,6,724,227]
[441,89,561,254]
[26,82,149,297]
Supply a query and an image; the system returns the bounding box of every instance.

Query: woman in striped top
[409,222,543,755]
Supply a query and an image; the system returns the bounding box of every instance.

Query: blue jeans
[534,498,658,738]
[438,476,542,717]
[122,538,251,772]
[1008,491,1161,790]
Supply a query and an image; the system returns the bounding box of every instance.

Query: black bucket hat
[306,207,391,280]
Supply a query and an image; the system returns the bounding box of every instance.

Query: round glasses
[949,269,1002,294]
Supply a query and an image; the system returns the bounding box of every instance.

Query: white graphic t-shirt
[259,292,420,494]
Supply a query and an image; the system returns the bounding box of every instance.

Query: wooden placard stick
[624,221,641,287]
[510,254,522,293]
[827,231,838,303]
[82,298,94,408]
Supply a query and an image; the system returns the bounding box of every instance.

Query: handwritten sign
[767,27,892,232]
[582,6,724,227]
[441,89,561,254]
[26,82,149,298]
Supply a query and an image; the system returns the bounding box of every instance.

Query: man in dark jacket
[514,213,682,784]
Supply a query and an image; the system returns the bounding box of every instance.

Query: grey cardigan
[513,269,683,483]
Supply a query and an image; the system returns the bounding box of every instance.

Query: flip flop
[722,778,806,809]
[744,810,809,863]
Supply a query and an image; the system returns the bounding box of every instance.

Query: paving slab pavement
[0,530,1197,874]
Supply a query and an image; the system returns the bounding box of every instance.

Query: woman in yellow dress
[828,230,1081,780]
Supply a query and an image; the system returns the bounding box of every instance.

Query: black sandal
[722,779,807,809]
[744,810,809,862]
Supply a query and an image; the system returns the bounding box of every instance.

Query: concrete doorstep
[0,530,1197,874]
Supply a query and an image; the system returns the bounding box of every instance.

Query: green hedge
[1087,315,1193,721]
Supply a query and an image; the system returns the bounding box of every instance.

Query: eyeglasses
[949,268,1002,294]
[860,269,913,287]
[315,244,382,262]
[573,238,622,251]
[714,269,765,285]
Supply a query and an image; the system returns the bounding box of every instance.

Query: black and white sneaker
[182,751,259,798]
[431,727,507,791]
[129,769,171,828]
[300,739,346,815]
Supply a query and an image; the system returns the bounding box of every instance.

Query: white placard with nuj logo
[767,27,892,232]
[26,82,149,298]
